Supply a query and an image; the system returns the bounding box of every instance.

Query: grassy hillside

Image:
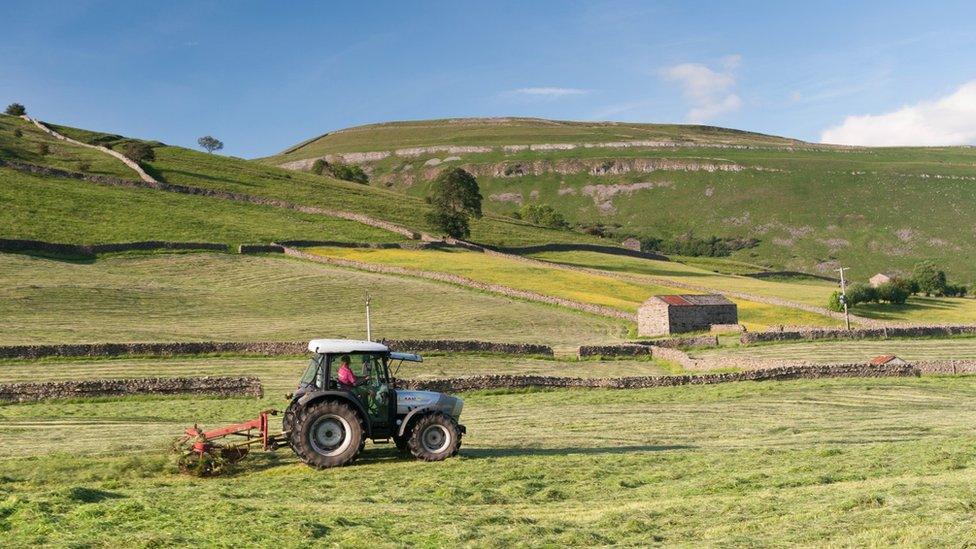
[270,117,805,159]
[306,246,842,329]
[0,168,399,246]
[2,377,976,544]
[270,117,976,283]
[0,253,629,347]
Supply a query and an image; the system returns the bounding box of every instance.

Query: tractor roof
[307,339,389,354]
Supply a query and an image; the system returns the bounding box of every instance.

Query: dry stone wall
[0,339,553,360]
[0,238,227,257]
[914,360,976,375]
[0,376,262,403]
[398,363,919,392]
[577,345,653,358]
[741,325,976,344]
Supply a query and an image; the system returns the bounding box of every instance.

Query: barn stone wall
[639,299,738,336]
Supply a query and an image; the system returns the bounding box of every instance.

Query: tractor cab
[294,339,422,431]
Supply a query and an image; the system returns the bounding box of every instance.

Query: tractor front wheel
[290,400,364,468]
[406,412,461,461]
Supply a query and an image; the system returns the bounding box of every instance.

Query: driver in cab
[337,355,366,388]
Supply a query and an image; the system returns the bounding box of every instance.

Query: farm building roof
[869,355,908,366]
[651,294,734,307]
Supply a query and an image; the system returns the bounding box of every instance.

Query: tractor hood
[396,390,463,419]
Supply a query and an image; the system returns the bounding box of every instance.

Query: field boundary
[0,238,227,257]
[398,363,920,391]
[741,325,976,344]
[0,339,554,360]
[0,376,262,403]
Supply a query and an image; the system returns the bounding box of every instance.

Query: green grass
[2,376,976,545]
[306,246,840,329]
[0,115,134,179]
[852,297,976,324]
[268,117,804,159]
[0,168,400,246]
[0,252,629,349]
[269,117,976,282]
[695,336,976,363]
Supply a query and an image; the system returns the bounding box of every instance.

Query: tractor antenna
[365,291,372,341]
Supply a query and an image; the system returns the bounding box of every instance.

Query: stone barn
[638,294,738,336]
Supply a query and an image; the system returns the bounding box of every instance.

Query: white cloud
[662,56,742,123]
[821,80,976,146]
[509,87,589,98]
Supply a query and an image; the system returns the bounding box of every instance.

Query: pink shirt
[338,364,358,386]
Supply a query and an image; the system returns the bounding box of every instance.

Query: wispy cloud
[821,80,976,146]
[507,87,590,98]
[662,55,742,123]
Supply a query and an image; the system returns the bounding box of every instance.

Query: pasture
[306,246,841,329]
[0,252,629,349]
[1,376,976,545]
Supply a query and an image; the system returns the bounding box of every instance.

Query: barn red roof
[653,294,734,307]
[870,355,897,365]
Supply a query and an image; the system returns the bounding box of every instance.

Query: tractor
[176,339,465,475]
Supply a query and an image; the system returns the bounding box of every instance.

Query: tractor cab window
[329,353,389,387]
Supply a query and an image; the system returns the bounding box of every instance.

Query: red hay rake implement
[174,410,288,476]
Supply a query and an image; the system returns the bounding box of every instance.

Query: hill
[268,117,976,284]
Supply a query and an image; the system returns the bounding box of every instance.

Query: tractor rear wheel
[406,412,461,461]
[290,400,364,468]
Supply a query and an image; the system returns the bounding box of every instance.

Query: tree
[122,142,155,163]
[519,203,568,229]
[912,261,947,296]
[876,279,911,304]
[5,103,26,116]
[846,283,877,306]
[36,143,49,156]
[311,159,326,175]
[827,291,844,312]
[13,129,22,138]
[425,168,482,238]
[197,135,224,154]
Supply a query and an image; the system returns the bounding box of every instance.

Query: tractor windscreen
[299,356,321,388]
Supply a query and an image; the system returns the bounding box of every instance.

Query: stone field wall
[0,340,554,360]
[741,325,976,344]
[399,363,920,392]
[0,376,263,403]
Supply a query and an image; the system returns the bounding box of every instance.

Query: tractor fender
[397,406,439,437]
[296,390,372,437]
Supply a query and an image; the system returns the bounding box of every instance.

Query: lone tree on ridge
[5,103,26,116]
[197,135,224,154]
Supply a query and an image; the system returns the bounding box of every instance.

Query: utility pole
[365,291,372,341]
[836,267,851,331]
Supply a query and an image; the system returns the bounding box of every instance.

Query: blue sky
[4,1,976,157]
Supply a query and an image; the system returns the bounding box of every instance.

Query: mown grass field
[2,376,976,545]
[0,252,629,348]
[694,336,976,363]
[306,246,841,330]
[0,168,400,246]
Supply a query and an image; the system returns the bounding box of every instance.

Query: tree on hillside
[425,168,482,239]
[309,158,369,184]
[517,203,569,229]
[197,135,224,154]
[5,103,26,116]
[122,142,155,163]
[911,261,947,296]
[876,279,911,304]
